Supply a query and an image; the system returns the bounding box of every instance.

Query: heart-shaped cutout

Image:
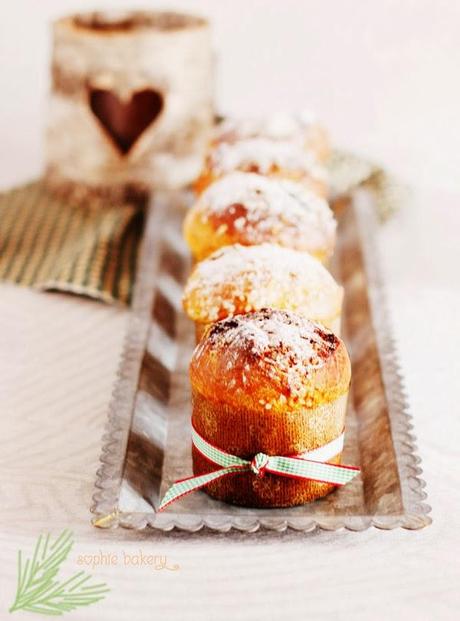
[89,88,163,155]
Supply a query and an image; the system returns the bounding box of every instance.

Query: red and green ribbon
[158,425,359,511]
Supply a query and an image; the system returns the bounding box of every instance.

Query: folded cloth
[0,180,144,305]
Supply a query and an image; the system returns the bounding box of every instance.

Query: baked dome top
[183,243,342,324]
[206,138,327,181]
[184,172,336,260]
[190,309,350,411]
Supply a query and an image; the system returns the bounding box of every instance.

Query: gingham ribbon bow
[158,425,359,511]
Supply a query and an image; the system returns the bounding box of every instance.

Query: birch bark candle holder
[45,11,214,202]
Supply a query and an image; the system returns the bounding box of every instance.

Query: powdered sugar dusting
[183,243,342,323]
[208,138,327,181]
[196,172,335,254]
[195,309,339,399]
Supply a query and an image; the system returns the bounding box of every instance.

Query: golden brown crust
[190,309,351,413]
[185,172,336,262]
[183,243,343,331]
[193,138,328,197]
[194,315,341,345]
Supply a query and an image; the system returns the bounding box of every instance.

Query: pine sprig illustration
[9,529,110,616]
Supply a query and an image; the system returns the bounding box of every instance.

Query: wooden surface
[1,185,459,620]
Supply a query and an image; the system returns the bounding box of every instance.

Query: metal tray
[91,188,431,532]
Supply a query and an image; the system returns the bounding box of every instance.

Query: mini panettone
[213,111,331,163]
[183,243,343,340]
[189,309,352,508]
[194,138,328,196]
[184,172,336,262]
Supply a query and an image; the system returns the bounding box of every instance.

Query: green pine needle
[9,530,110,616]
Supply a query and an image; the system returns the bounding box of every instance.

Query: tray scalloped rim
[91,189,431,532]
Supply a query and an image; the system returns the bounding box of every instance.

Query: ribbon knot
[157,425,359,512]
[250,452,270,477]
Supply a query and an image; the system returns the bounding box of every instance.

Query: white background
[0,2,459,620]
[1,0,460,192]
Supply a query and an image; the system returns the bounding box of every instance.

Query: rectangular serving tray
[91,188,431,532]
